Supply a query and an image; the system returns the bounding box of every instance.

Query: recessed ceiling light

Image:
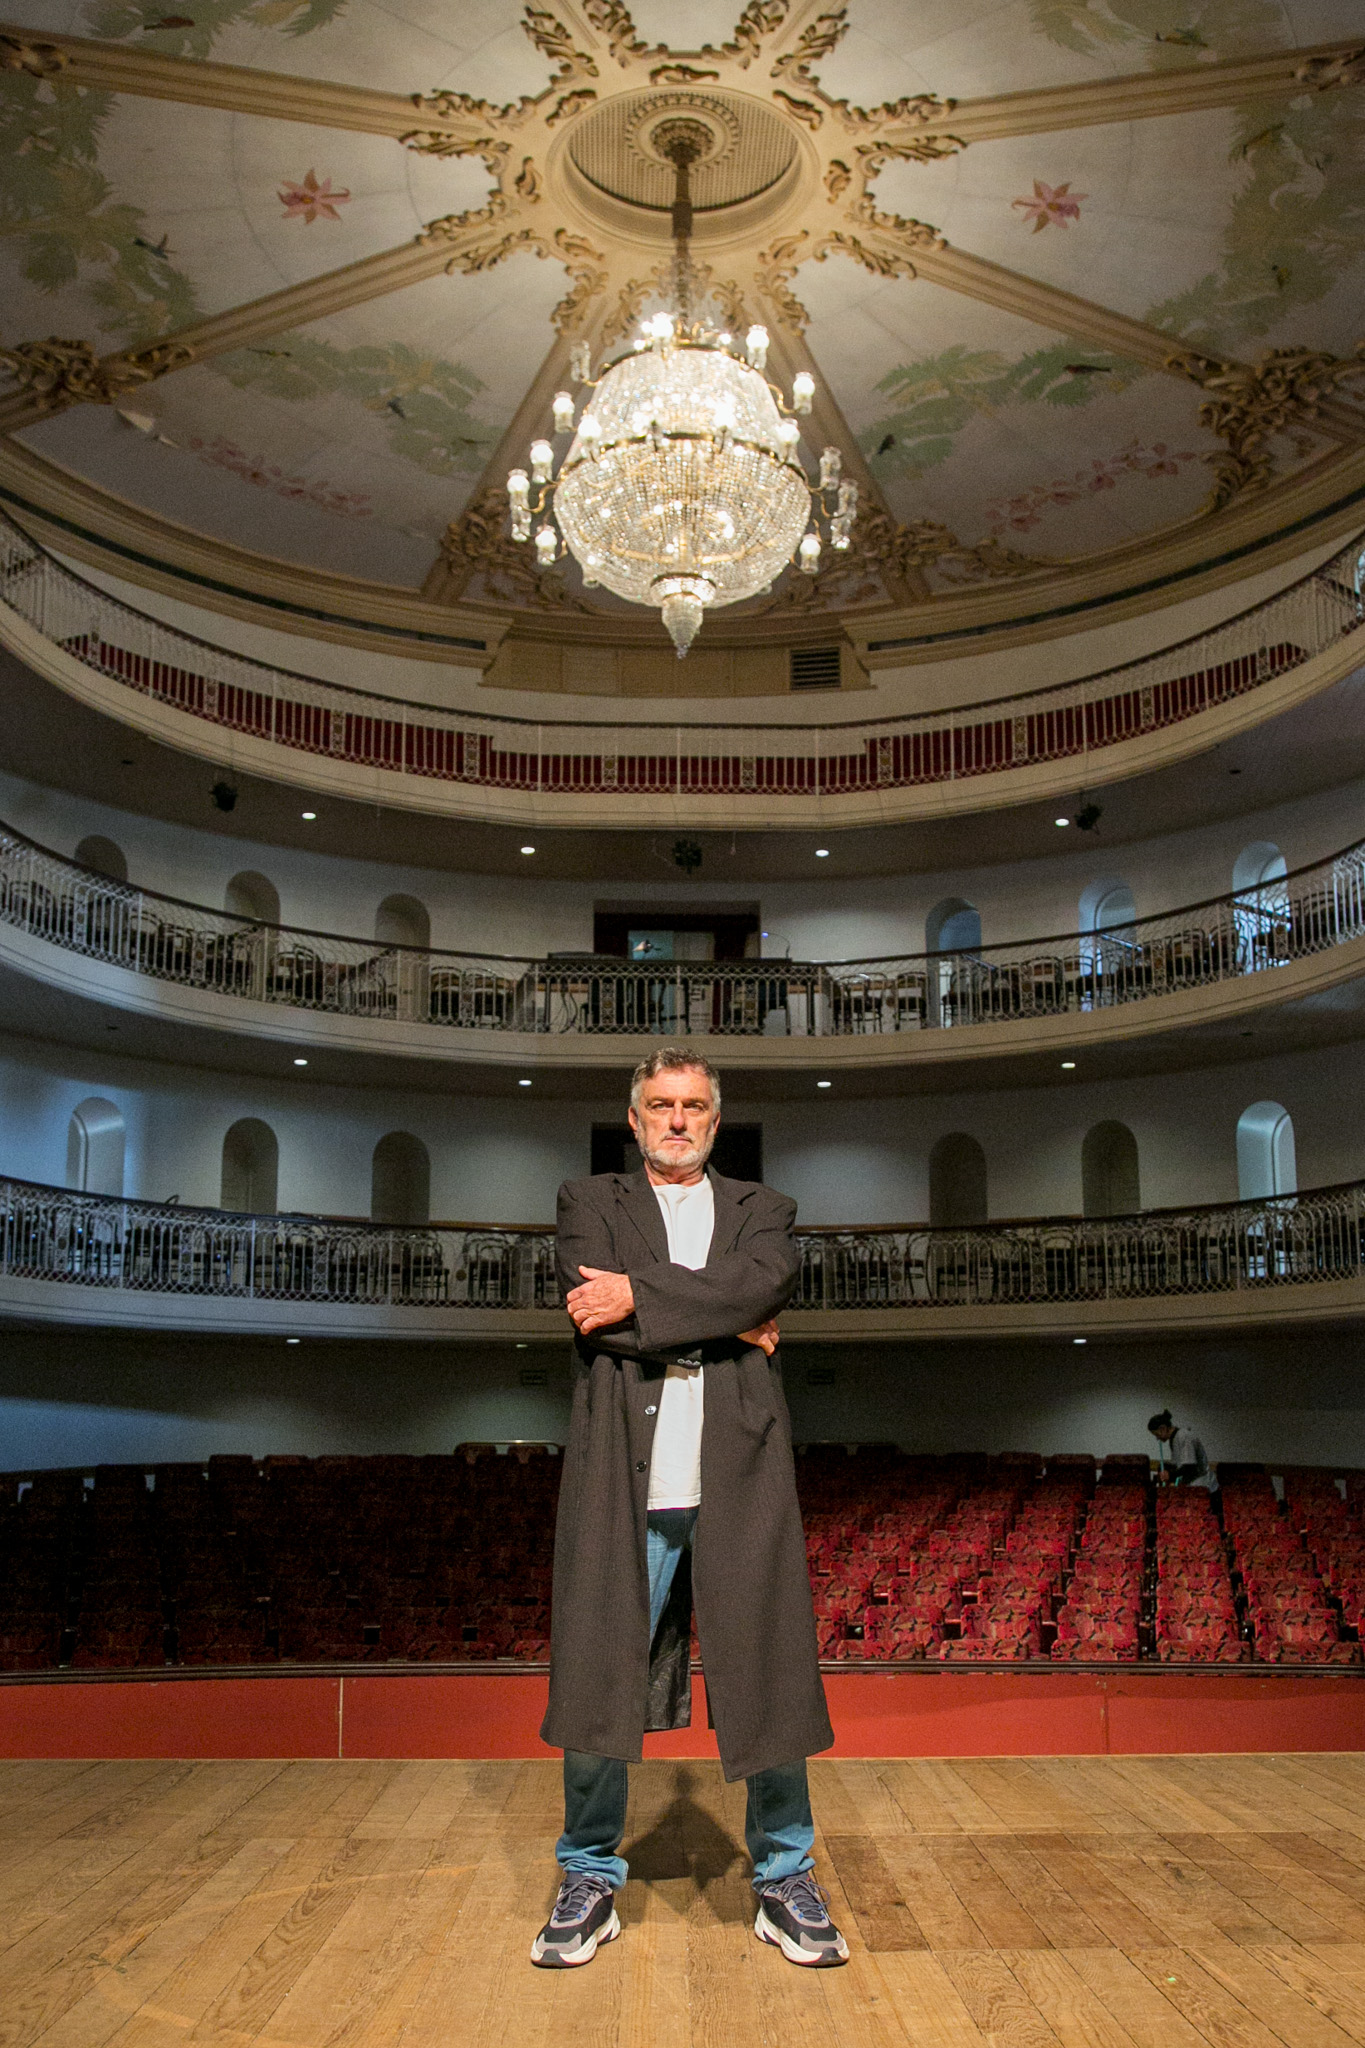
[1073,1337,1087,1346]
[1055,817,1070,827]
[293,1057,308,1067]
[1061,1060,1076,1070]
[518,1077,532,1087]
[515,1343,528,1349]
[817,1079,832,1089]
[815,847,830,858]
[301,811,317,821]
[286,1337,300,1345]
[520,845,536,855]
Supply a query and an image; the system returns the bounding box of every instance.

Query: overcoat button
[635,1459,647,1472]
[645,1405,657,1416]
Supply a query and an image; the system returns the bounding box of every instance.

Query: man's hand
[738,1318,780,1357]
[568,1266,635,1335]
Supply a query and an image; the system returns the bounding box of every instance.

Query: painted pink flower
[1012,180,1087,232]
[278,170,351,224]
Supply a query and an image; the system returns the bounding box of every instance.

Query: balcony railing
[3,817,1365,1039]
[2,1174,1362,1313]
[1,508,1361,812]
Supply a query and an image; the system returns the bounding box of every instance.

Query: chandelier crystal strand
[501,129,857,655]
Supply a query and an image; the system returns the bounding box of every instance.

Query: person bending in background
[531,1046,847,1971]
[1148,1409,1218,1491]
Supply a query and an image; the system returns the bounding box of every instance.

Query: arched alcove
[224,871,280,925]
[74,835,127,884]
[1237,1102,1297,1200]
[220,1118,279,1214]
[371,1132,431,1226]
[66,1098,125,1196]
[926,898,981,954]
[929,1133,987,1227]
[1082,1121,1141,1219]
[1233,840,1288,896]
[1079,876,1137,934]
[375,894,430,950]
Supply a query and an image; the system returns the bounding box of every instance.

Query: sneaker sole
[530,1909,621,1968]
[754,1904,850,1967]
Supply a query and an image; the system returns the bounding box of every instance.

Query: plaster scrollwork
[549,227,610,333]
[1293,48,1365,91]
[757,505,1040,610]
[0,35,69,77]
[582,0,655,66]
[419,204,607,329]
[1169,342,1365,512]
[601,255,748,348]
[405,6,600,149]
[0,336,194,411]
[438,487,593,610]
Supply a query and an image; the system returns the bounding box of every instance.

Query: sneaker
[754,1871,850,1966]
[530,1872,621,1968]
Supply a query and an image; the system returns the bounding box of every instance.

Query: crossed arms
[555,1179,800,1360]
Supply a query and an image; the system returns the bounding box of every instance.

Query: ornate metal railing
[2,1174,1362,1313]
[3,817,1365,1038]
[1,509,1361,809]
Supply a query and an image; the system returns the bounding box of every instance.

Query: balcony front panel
[5,818,1365,1070]
[4,1175,1363,1341]
[4,513,1363,830]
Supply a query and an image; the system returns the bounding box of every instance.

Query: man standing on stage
[532,1047,847,1969]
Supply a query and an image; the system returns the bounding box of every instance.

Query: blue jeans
[556,1506,815,1891]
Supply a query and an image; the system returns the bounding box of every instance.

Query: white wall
[3,763,1362,965]
[2,1031,1362,1225]
[0,1326,1363,1475]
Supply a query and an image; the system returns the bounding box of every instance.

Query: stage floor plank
[8,1757,1365,2046]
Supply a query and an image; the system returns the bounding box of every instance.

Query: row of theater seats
[797,1449,1364,1664]
[1,1447,1362,1671]
[0,1450,559,1671]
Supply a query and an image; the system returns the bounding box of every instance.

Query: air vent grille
[790,645,841,691]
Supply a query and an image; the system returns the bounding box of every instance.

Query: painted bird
[134,233,171,258]
[876,433,896,454]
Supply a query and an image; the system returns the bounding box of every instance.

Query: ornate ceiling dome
[0,2,1362,677]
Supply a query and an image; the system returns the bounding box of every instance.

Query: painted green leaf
[82,0,348,61]
[213,333,496,477]
[862,343,1144,480]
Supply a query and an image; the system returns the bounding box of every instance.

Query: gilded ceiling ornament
[759,504,1040,608]
[514,157,542,201]
[601,254,748,346]
[717,1,793,68]
[826,93,958,136]
[1169,342,1365,512]
[438,486,591,609]
[1293,48,1365,91]
[0,34,69,76]
[754,232,813,331]
[548,227,609,332]
[650,64,722,84]
[524,7,598,74]
[858,133,965,174]
[824,161,853,200]
[406,8,599,142]
[773,91,824,131]
[769,9,848,82]
[582,1,652,66]
[399,127,510,170]
[0,336,193,411]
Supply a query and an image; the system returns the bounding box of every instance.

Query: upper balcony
[3,511,1363,835]
[4,815,1365,1080]
[3,1172,1361,1343]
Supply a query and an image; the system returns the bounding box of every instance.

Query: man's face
[629,1067,719,1182]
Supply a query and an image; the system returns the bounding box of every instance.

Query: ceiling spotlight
[1074,802,1103,833]
[520,845,536,855]
[293,1057,308,1067]
[518,1077,533,1087]
[1073,1337,1088,1346]
[286,1337,300,1345]
[1061,1060,1076,1070]
[1054,817,1070,828]
[301,810,317,821]
[815,847,830,858]
[210,780,238,813]
[817,1079,832,1089]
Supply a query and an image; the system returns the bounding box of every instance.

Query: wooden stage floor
[11,1755,1365,2047]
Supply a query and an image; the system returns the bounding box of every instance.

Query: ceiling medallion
[504,125,855,655]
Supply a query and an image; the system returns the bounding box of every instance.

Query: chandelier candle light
[505,123,856,655]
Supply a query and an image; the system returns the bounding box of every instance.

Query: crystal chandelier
[505,123,857,656]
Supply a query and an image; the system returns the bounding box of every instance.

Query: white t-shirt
[646,1176,714,1510]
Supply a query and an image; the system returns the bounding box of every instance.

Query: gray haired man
[532,1047,846,1968]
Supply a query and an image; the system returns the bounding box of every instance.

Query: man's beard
[637,1128,716,1178]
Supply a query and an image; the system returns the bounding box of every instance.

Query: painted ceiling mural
[0,0,1361,624]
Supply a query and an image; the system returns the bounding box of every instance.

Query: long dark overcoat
[540,1166,833,1783]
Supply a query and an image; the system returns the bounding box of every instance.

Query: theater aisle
[7,1754,1365,2045]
